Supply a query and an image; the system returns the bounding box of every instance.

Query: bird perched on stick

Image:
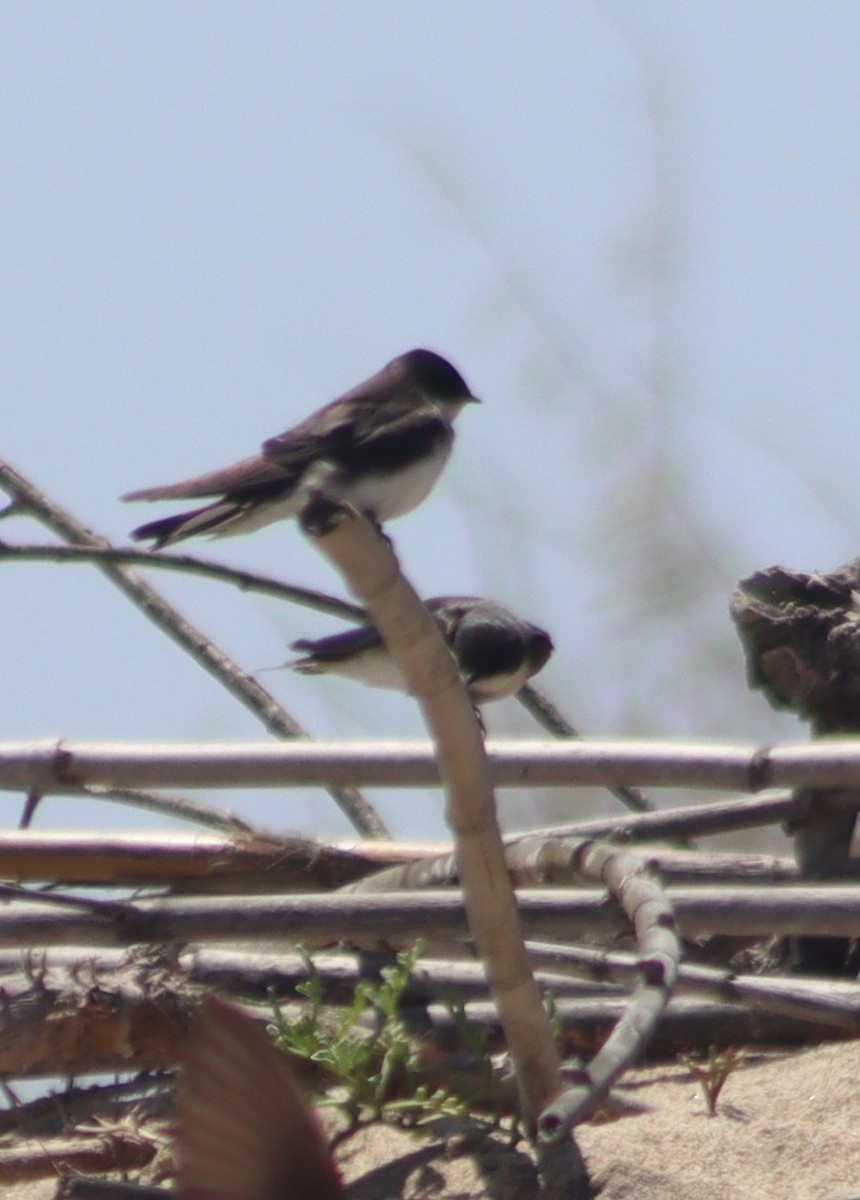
[123,349,478,548]
[177,996,344,1200]
[288,596,553,704]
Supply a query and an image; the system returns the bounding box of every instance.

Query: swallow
[123,348,479,548]
[288,596,553,703]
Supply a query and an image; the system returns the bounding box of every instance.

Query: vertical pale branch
[299,500,573,1144]
[537,839,679,1140]
[0,459,388,839]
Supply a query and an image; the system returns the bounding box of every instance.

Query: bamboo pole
[4,737,860,792]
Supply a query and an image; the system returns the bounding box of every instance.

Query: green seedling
[269,942,507,1130]
[680,1044,744,1116]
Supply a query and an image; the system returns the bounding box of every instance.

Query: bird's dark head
[526,627,555,675]
[398,348,480,411]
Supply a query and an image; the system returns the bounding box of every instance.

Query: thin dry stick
[73,784,262,834]
[0,542,666,832]
[0,1136,156,1184]
[297,498,567,1139]
[517,683,654,815]
[504,839,801,885]
[0,540,364,621]
[514,790,801,844]
[0,945,616,1002]
[525,941,860,1033]
[0,458,387,839]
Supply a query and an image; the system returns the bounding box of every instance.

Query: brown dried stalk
[0,458,387,839]
[297,497,567,1139]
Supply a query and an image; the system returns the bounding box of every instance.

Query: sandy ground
[577,1040,860,1200]
[9,1039,860,1199]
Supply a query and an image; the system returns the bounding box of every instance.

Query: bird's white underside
[302,646,408,691]
[298,647,534,701]
[204,439,453,539]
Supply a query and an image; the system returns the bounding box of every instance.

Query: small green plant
[680,1044,744,1116]
[269,942,499,1128]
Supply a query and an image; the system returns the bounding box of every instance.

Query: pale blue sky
[3,3,859,841]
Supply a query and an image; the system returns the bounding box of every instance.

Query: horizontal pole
[4,737,860,792]
[0,886,860,946]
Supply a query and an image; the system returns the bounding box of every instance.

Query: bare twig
[69,784,262,834]
[525,941,860,1033]
[504,840,800,886]
[0,459,388,839]
[0,1135,157,1183]
[517,683,655,815]
[298,498,565,1136]
[0,540,364,621]
[0,1075,170,1138]
[514,790,801,844]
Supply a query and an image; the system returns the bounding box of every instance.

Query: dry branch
[0,828,804,893]
[525,941,860,1033]
[516,683,654,815]
[0,965,836,1081]
[59,1180,166,1200]
[519,790,802,843]
[7,737,860,793]
[0,540,364,620]
[59,784,263,834]
[0,968,193,1077]
[0,458,387,839]
[0,831,411,889]
[0,1135,157,1184]
[536,840,679,1139]
[0,885,858,949]
[298,498,566,1138]
[0,946,618,1003]
[348,833,800,895]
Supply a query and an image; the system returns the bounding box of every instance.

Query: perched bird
[289,596,554,703]
[123,348,478,548]
[177,996,344,1200]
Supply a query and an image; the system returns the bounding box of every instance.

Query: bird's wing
[124,374,449,502]
[121,452,294,502]
[262,387,447,467]
[290,623,383,663]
